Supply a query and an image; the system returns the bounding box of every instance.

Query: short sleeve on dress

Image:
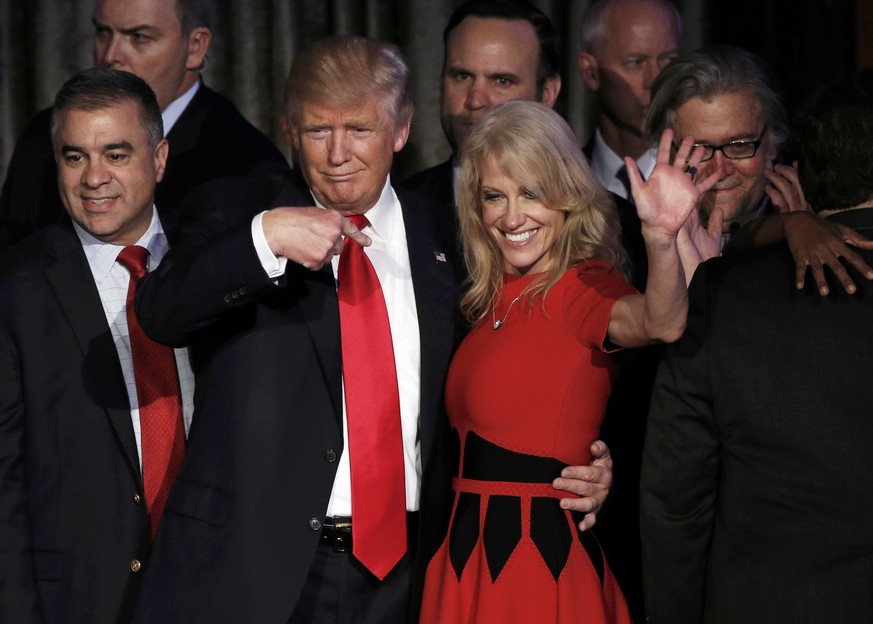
[561,260,637,350]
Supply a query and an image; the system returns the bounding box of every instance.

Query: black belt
[320,513,419,554]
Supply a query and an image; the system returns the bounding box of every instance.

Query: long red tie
[117,245,186,543]
[337,215,407,580]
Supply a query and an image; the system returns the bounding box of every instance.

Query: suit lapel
[42,224,142,478]
[271,173,344,426]
[397,187,460,467]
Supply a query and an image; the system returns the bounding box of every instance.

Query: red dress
[420,263,634,624]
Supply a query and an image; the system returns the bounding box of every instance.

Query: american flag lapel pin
[434,251,447,263]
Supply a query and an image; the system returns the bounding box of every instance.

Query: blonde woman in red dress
[419,100,716,623]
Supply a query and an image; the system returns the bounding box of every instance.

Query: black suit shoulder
[155,85,291,235]
[399,159,454,207]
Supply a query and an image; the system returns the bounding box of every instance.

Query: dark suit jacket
[400,158,454,207]
[0,221,151,623]
[640,208,873,623]
[0,84,290,247]
[131,172,462,623]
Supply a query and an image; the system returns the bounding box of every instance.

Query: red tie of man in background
[337,215,407,580]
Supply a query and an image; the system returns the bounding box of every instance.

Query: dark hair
[175,0,214,34]
[51,68,164,149]
[443,0,561,94]
[791,70,873,212]
[646,45,788,155]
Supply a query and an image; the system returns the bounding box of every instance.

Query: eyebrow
[60,141,134,153]
[92,17,160,36]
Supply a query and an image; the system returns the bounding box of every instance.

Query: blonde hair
[457,100,626,323]
[283,35,413,130]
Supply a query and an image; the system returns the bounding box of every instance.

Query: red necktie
[337,215,407,580]
[117,245,186,542]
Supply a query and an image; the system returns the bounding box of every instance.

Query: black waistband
[461,431,566,483]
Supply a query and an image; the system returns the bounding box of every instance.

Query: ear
[185,27,212,71]
[280,115,294,147]
[393,118,411,153]
[577,52,600,91]
[540,75,561,108]
[153,138,169,183]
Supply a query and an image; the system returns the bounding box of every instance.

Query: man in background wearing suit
[131,35,611,623]
[0,68,193,623]
[577,0,682,202]
[640,70,873,623]
[401,0,561,207]
[0,0,289,247]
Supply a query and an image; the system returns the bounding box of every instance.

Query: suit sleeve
[0,322,43,622]
[134,179,283,347]
[639,259,721,623]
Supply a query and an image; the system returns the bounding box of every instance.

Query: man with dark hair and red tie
[0,67,193,623]
[131,35,613,624]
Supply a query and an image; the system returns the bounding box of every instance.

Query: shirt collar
[162,80,200,136]
[591,128,657,180]
[73,206,170,283]
[310,176,398,242]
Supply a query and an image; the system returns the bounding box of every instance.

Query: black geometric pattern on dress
[449,492,480,581]
[484,495,521,582]
[531,496,572,582]
[574,511,605,587]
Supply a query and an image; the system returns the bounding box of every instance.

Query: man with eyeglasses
[645,45,789,243]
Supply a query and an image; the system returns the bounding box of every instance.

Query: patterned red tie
[117,245,186,542]
[337,214,407,580]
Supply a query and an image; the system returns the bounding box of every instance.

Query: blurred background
[0,0,868,180]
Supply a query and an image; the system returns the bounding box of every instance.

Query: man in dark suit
[132,35,611,623]
[401,0,561,207]
[0,68,193,623]
[0,0,289,247]
[577,0,681,201]
[640,71,873,623]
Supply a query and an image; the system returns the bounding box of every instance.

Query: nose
[94,33,124,69]
[642,61,660,94]
[502,198,526,230]
[327,131,351,166]
[464,79,492,111]
[83,159,111,188]
[711,150,735,175]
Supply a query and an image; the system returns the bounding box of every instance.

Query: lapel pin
[434,251,447,263]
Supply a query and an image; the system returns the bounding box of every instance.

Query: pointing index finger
[342,218,372,247]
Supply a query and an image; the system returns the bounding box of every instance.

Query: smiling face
[480,155,565,275]
[290,98,409,216]
[440,16,558,152]
[673,91,773,231]
[92,0,209,110]
[54,100,167,245]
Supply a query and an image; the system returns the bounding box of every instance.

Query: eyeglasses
[674,126,768,162]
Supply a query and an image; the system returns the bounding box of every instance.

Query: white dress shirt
[253,177,422,514]
[589,128,657,201]
[74,208,195,469]
[161,80,200,136]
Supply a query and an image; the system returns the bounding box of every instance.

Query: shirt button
[325,450,337,463]
[309,517,322,531]
[133,492,143,505]
[130,559,142,573]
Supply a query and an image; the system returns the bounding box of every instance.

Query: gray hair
[645,45,788,153]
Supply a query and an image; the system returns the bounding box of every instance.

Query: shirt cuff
[252,210,287,278]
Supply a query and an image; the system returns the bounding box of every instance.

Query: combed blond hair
[457,100,626,323]
[283,35,413,130]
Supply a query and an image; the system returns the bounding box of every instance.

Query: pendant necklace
[492,296,521,330]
